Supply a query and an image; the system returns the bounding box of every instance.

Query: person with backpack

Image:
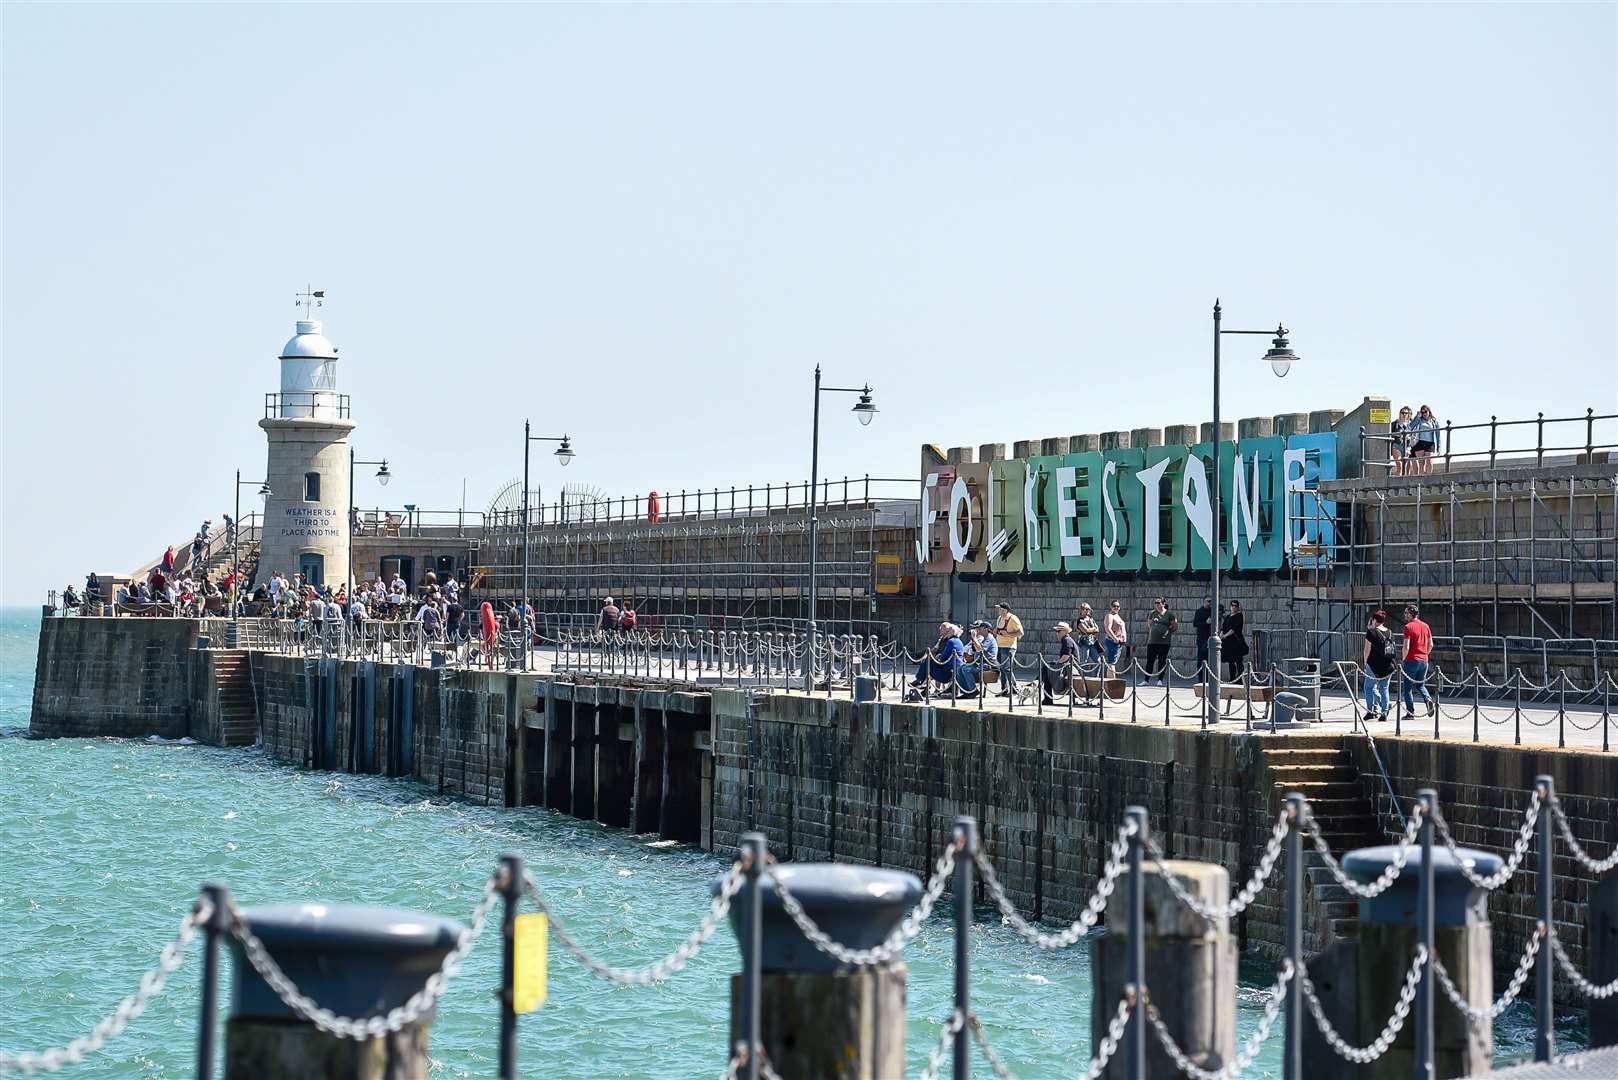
[1361,609,1396,721]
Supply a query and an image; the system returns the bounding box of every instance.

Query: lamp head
[1263,326,1298,378]
[257,483,273,498]
[376,461,391,486]
[851,387,878,426]
[556,436,575,466]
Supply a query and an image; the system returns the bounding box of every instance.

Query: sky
[3,3,1614,604]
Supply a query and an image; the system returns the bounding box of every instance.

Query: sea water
[0,609,1580,1077]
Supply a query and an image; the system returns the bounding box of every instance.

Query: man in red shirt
[1399,604,1435,719]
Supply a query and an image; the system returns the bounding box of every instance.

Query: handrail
[1359,407,1615,474]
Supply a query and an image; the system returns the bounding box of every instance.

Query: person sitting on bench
[959,621,999,690]
[910,622,965,694]
[1041,622,1082,705]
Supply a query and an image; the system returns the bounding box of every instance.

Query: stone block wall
[30,616,200,739]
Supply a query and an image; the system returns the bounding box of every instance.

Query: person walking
[1144,597,1178,686]
[1362,609,1396,721]
[1399,604,1435,719]
[1218,599,1248,682]
[1192,598,1213,675]
[992,602,1024,697]
[1102,601,1128,676]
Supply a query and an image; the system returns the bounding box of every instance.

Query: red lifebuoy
[648,490,661,523]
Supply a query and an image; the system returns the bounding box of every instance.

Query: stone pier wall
[31,616,202,739]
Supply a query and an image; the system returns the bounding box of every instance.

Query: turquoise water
[0,608,1581,1077]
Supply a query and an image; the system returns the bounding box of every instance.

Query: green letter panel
[988,459,1026,576]
[1231,436,1284,570]
[1022,455,1063,574]
[1101,449,1144,573]
[1143,445,1189,573]
[1060,451,1104,573]
[1187,441,1236,572]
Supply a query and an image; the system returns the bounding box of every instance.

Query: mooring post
[1341,798,1499,1080]
[1415,788,1436,1080]
[224,902,465,1079]
[740,833,766,1080]
[953,816,977,1080]
[1536,774,1555,1062]
[498,854,524,1080]
[1592,867,1618,1047]
[1125,806,1147,1080]
[1283,794,1304,1080]
[196,882,231,1080]
[723,860,919,1078]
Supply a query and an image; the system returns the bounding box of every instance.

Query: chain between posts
[1147,810,1288,920]
[1147,961,1294,1080]
[1306,803,1425,899]
[227,876,500,1041]
[974,822,1136,949]
[767,842,957,967]
[1549,929,1618,999]
[1550,797,1618,874]
[1432,789,1541,890]
[1432,923,1545,1024]
[0,898,212,1076]
[523,863,744,984]
[1300,944,1429,1064]
[721,1043,784,1080]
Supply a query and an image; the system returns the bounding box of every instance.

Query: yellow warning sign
[1369,408,1392,424]
[513,912,548,1013]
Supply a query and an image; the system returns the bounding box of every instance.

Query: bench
[1070,676,1127,702]
[1193,683,1276,703]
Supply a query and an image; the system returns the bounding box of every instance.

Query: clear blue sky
[3,3,1614,604]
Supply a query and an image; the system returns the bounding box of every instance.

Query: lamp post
[228,470,272,646]
[1208,302,1298,725]
[522,422,575,670]
[804,366,877,691]
[348,449,391,596]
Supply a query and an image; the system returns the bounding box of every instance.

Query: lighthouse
[257,291,356,590]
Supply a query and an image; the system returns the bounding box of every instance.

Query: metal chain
[917,1010,967,1080]
[768,843,956,967]
[229,876,498,1040]
[0,898,210,1076]
[1300,944,1428,1064]
[1433,923,1544,1023]
[1549,929,1618,999]
[1082,988,1136,1080]
[1148,811,1288,921]
[1307,804,1424,899]
[525,863,744,984]
[1551,798,1618,875]
[967,1013,1015,1079]
[720,1043,785,1080]
[975,822,1135,950]
[1432,790,1540,891]
[1146,960,1293,1080]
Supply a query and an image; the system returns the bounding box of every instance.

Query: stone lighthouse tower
[257,292,355,590]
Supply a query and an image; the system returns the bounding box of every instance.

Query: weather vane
[295,285,326,319]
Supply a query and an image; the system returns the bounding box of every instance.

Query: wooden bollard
[1588,873,1618,1047]
[722,863,921,1079]
[1343,842,1500,1079]
[224,903,464,1079]
[1090,859,1236,1079]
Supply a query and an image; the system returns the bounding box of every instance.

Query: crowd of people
[1389,404,1442,476]
[906,598,1251,706]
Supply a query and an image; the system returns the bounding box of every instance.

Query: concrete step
[1263,749,1348,767]
[1275,780,1364,800]
[1269,766,1358,784]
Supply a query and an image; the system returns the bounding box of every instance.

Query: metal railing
[5,781,1611,1079]
[263,391,351,419]
[1359,407,1616,474]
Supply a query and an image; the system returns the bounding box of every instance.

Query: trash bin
[853,675,878,703]
[1279,657,1321,719]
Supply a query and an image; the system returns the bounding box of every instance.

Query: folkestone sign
[918,433,1337,576]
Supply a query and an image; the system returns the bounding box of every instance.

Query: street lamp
[229,470,272,645]
[522,423,576,670]
[1208,303,1299,727]
[804,367,877,691]
[349,449,392,595]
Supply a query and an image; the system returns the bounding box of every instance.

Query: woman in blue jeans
[1361,610,1396,721]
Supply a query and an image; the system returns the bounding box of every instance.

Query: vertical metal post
[1283,794,1304,1080]
[1208,302,1223,728]
[521,422,531,670]
[195,882,230,1080]
[740,833,767,1080]
[953,816,977,1080]
[1535,775,1555,1062]
[1491,478,1501,635]
[1489,415,1498,469]
[1536,411,1546,467]
[805,368,822,692]
[1125,805,1148,1080]
[1415,789,1436,1080]
[498,853,524,1080]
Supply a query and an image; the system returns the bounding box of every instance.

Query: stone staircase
[212,651,260,747]
[1264,745,1385,950]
